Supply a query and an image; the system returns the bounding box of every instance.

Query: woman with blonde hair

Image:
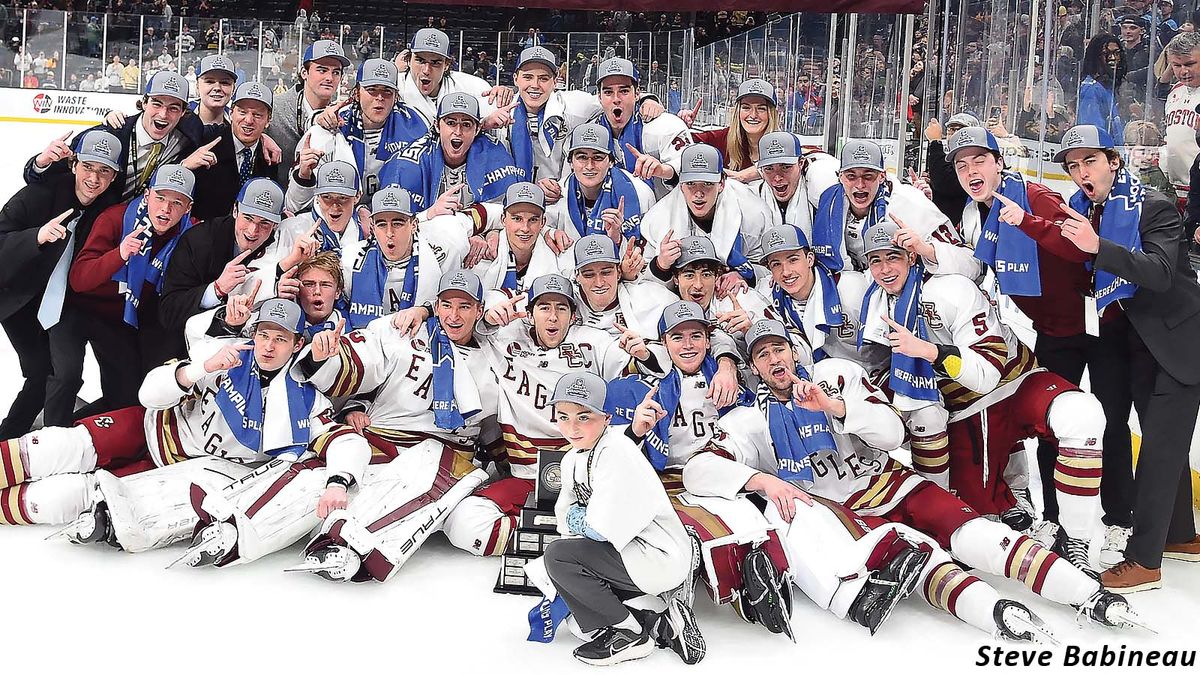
[688,78,780,182]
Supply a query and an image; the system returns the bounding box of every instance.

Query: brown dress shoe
[1163,535,1200,562]
[1100,561,1161,593]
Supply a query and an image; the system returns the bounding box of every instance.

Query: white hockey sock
[19,474,95,525]
[949,518,1097,605]
[1047,392,1103,540]
[22,426,97,482]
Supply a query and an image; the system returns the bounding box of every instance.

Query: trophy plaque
[494,449,566,595]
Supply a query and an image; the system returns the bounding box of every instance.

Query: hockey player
[267,39,351,185]
[441,273,665,557]
[396,28,511,127]
[280,160,365,257]
[755,131,839,234]
[859,221,1106,574]
[472,182,566,309]
[570,234,676,338]
[710,319,1143,639]
[669,236,774,353]
[379,92,524,216]
[504,47,599,185]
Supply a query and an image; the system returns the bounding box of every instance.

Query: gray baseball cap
[303,39,352,68]
[315,160,360,197]
[569,123,613,156]
[549,372,607,414]
[736,78,776,106]
[758,131,802,168]
[945,112,980,130]
[946,127,1000,163]
[674,236,721,269]
[660,300,710,334]
[679,144,724,183]
[370,186,416,217]
[745,318,792,354]
[528,273,576,308]
[861,221,902,256]
[760,224,812,260]
[252,298,304,334]
[437,92,481,122]
[197,54,236,79]
[574,234,620,270]
[517,46,557,72]
[411,28,452,58]
[1053,124,1115,162]
[148,164,196,200]
[504,182,546,212]
[232,81,273,110]
[356,58,398,90]
[596,57,639,86]
[437,269,483,302]
[236,177,285,223]
[840,140,884,172]
[75,129,123,172]
[145,71,189,103]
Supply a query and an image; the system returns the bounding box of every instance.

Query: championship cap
[303,39,351,68]
[411,28,452,58]
[517,46,558,72]
[236,177,285,223]
[75,129,123,172]
[148,164,196,200]
[437,269,484,302]
[945,112,980,131]
[197,54,236,79]
[569,123,613,156]
[549,372,607,414]
[861,221,902,256]
[437,92,481,122]
[315,160,360,197]
[145,71,189,103]
[679,144,724,183]
[674,236,722,269]
[946,127,1000,163]
[504,182,546,212]
[758,131,802,168]
[574,234,620,270]
[659,300,710,335]
[232,81,273,110]
[735,78,777,106]
[356,58,399,90]
[252,298,304,334]
[370,186,416,217]
[839,139,884,172]
[528,273,576,308]
[745,318,792,354]
[596,57,639,86]
[1053,125,1114,162]
[760,224,812,259]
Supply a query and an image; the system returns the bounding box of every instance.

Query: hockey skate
[741,546,794,641]
[993,599,1059,644]
[1053,533,1098,580]
[53,501,120,549]
[1027,521,1060,549]
[1077,589,1155,633]
[168,521,236,569]
[283,545,362,582]
[848,542,931,635]
[659,596,706,665]
[1000,505,1034,533]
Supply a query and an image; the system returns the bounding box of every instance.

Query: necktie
[138,142,163,192]
[239,147,253,185]
[37,215,79,329]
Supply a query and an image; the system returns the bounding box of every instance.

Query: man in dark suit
[189,81,277,222]
[1057,125,1200,592]
[0,130,123,436]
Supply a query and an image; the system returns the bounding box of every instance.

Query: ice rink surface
[0,110,1197,675]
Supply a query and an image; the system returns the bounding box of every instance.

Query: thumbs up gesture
[311,318,346,362]
[631,384,666,437]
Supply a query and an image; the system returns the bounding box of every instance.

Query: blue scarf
[563,170,643,241]
[812,179,892,271]
[526,595,570,643]
[300,312,339,343]
[759,363,837,483]
[1069,168,1144,313]
[772,263,843,361]
[589,110,648,185]
[347,243,418,329]
[340,102,428,180]
[974,170,1040,296]
[859,261,940,403]
[427,316,479,430]
[111,195,193,328]
[606,362,752,471]
[379,134,525,211]
[212,348,317,458]
[308,204,361,256]
[510,100,564,180]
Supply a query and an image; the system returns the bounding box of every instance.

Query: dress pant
[545,537,642,633]
[44,306,141,427]
[1033,322,1134,528]
[0,302,50,437]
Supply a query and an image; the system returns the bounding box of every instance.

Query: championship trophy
[494,450,565,595]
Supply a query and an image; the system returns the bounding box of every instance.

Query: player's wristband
[932,345,963,379]
[326,473,355,490]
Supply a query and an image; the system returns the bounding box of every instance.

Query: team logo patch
[516,185,536,200]
[674,304,697,320]
[381,191,401,208]
[583,238,607,257]
[267,303,288,320]
[851,144,872,162]
[247,84,264,98]
[581,128,599,144]
[214,56,232,69]
[747,81,768,95]
[91,137,113,156]
[565,377,590,399]
[450,95,470,110]
[374,62,392,78]
[323,42,343,55]
[766,230,787,249]
[688,152,711,169]
[1063,129,1085,147]
[327,167,345,184]
[253,190,275,210]
[868,227,892,245]
[449,271,469,286]
[167,168,186,185]
[766,139,786,156]
[685,238,710,256]
[160,76,182,94]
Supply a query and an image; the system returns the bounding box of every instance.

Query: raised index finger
[642,383,659,403]
[201,137,221,151]
[53,208,75,223]
[625,143,643,158]
[888,212,910,230]
[691,98,703,115]
[247,277,263,302]
[335,318,346,335]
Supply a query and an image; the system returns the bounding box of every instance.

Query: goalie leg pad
[671,492,771,604]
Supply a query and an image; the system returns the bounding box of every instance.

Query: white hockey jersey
[768,270,885,375]
[757,151,840,235]
[600,112,691,198]
[642,180,770,275]
[543,167,657,239]
[575,278,679,339]
[341,225,469,322]
[398,70,498,128]
[472,230,569,311]
[499,89,601,182]
[1162,81,1200,189]
[279,208,365,256]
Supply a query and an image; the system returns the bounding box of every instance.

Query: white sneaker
[1099,526,1132,569]
[1028,521,1060,549]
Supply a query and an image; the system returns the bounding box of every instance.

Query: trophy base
[493,551,542,596]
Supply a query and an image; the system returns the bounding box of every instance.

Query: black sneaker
[848,542,930,634]
[660,597,706,664]
[741,546,793,639]
[572,624,655,666]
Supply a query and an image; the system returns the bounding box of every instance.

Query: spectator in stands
[521,28,541,50]
[1120,15,1151,74]
[121,57,141,92]
[1125,120,1176,200]
[1077,33,1126,145]
[106,55,123,90]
